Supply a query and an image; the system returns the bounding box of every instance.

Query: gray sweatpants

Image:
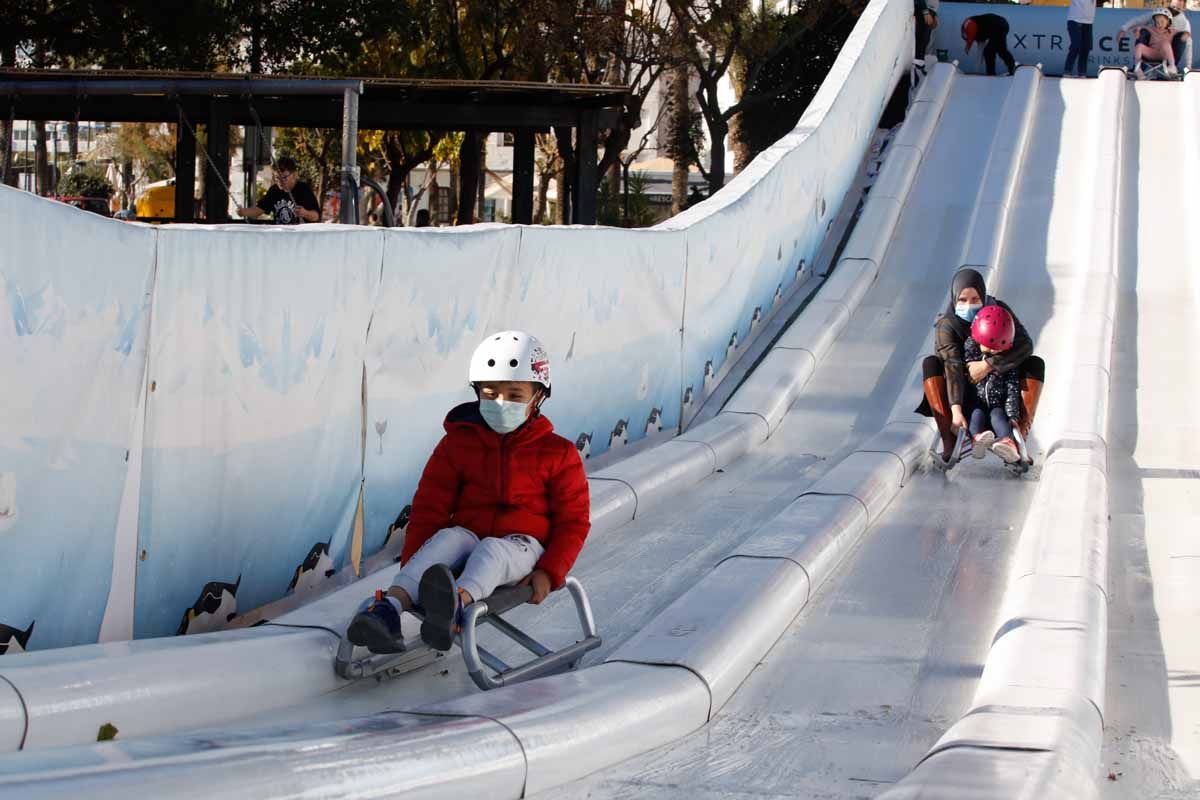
[390,526,543,604]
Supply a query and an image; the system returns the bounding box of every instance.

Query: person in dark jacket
[917,268,1045,466]
[348,330,590,653]
[915,0,939,64]
[962,13,1017,76]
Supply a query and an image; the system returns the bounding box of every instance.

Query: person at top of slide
[347,331,591,654]
[1128,9,1182,78]
[1119,0,1192,76]
[962,13,1017,77]
[1064,0,1097,78]
[915,0,939,66]
[916,268,1045,467]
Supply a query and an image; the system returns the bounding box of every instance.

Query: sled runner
[335,576,601,691]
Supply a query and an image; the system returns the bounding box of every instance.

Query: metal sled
[334,576,601,691]
[1131,60,1183,81]
[1005,428,1035,476]
[929,428,970,471]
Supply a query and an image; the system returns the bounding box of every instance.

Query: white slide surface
[1,64,1197,800]
[1101,76,1200,799]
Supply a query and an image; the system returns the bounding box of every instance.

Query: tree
[90,122,184,208]
[57,166,114,199]
[730,1,861,170]
[668,0,856,195]
[517,0,676,218]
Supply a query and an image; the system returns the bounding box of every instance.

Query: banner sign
[933,4,1197,75]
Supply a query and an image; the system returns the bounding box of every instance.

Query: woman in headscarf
[917,268,1044,467]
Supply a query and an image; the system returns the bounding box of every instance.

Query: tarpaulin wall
[0,0,913,649]
[0,193,155,651]
[933,3,1197,76]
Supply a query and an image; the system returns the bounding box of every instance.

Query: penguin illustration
[702,360,716,395]
[565,331,576,362]
[645,408,664,436]
[749,307,763,334]
[796,258,806,282]
[383,504,412,550]
[0,621,33,655]
[176,576,241,636]
[773,283,784,308]
[287,541,336,594]
[374,420,388,456]
[609,419,629,449]
[725,332,739,363]
[681,386,695,418]
[0,471,15,532]
[575,432,592,460]
[777,244,783,261]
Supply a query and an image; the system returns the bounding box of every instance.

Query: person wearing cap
[1118,0,1191,77]
[346,331,590,654]
[961,13,1017,76]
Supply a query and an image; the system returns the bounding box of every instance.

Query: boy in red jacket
[348,330,590,653]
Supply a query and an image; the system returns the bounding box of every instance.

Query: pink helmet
[971,305,1015,352]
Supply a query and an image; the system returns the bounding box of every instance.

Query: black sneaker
[346,590,407,654]
[419,564,463,652]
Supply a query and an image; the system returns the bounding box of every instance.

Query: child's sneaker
[992,436,1020,464]
[419,564,465,652]
[972,430,995,459]
[1133,63,1145,80]
[347,590,408,654]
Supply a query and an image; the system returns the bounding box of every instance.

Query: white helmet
[469,330,551,396]
[1152,8,1172,22]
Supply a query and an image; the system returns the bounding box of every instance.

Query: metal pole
[339,86,360,225]
[512,130,535,224]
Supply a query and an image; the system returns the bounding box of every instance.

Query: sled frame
[334,575,601,691]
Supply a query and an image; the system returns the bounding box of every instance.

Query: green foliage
[733,3,860,162]
[597,171,655,228]
[57,167,114,199]
[98,123,177,182]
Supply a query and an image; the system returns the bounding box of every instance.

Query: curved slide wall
[0,202,155,652]
[0,0,912,650]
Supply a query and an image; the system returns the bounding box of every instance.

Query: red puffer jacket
[401,402,591,589]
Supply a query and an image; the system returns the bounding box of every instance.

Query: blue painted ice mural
[0,188,156,651]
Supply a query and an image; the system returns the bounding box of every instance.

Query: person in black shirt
[962,14,1017,76]
[236,157,320,224]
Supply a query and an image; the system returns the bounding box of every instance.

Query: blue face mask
[479,398,531,434]
[955,303,983,323]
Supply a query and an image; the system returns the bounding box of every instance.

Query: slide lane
[1101,75,1200,799]
[550,74,1116,799]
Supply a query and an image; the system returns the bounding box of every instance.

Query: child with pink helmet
[963,305,1023,463]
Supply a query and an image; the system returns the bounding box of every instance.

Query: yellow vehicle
[136,178,175,219]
